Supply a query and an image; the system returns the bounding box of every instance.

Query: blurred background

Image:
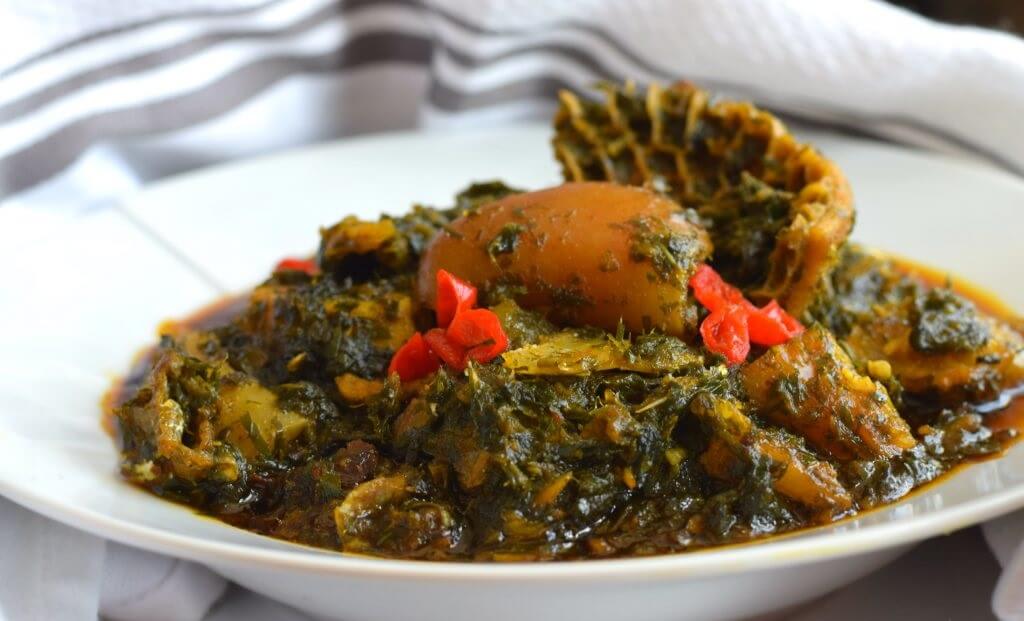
[892,0,1024,34]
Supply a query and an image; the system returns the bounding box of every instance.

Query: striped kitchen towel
[2,0,1024,211]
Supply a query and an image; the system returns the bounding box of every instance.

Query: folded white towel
[100,544,227,621]
[986,510,1024,620]
[0,497,104,620]
[0,498,227,621]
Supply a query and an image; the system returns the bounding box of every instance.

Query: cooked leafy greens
[113,82,1024,562]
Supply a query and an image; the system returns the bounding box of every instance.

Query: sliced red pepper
[446,308,509,364]
[387,332,440,382]
[690,264,805,361]
[424,328,468,371]
[688,264,761,319]
[748,300,805,346]
[435,269,478,328]
[700,304,751,365]
[274,257,319,276]
[689,264,750,313]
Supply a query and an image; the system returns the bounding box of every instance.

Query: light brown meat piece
[117,349,239,485]
[847,315,1024,404]
[822,247,1024,404]
[741,324,916,461]
[690,392,853,517]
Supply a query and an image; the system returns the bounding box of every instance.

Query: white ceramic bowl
[2,124,1024,621]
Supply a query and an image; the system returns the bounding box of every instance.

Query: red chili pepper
[447,308,509,364]
[435,269,478,328]
[689,264,804,363]
[387,332,440,381]
[274,257,319,276]
[700,304,751,365]
[689,264,751,314]
[424,328,468,371]
[748,300,805,346]
[389,273,507,379]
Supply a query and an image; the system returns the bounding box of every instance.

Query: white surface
[2,124,1024,620]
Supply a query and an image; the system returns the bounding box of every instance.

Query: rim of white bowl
[3,451,1024,581]
[4,124,1024,581]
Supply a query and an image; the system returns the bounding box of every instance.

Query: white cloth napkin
[2,0,1024,619]
[987,512,1024,620]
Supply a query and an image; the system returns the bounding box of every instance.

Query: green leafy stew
[111,82,1024,561]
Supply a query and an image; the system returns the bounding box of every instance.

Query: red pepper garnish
[689,264,804,363]
[700,305,751,365]
[274,257,319,276]
[387,332,440,381]
[424,328,468,371]
[747,299,805,346]
[689,264,751,314]
[447,308,509,364]
[435,269,478,328]
[387,272,508,380]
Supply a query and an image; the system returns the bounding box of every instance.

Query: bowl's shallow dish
[2,124,1024,621]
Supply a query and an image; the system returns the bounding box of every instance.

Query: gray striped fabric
[1,0,1023,207]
